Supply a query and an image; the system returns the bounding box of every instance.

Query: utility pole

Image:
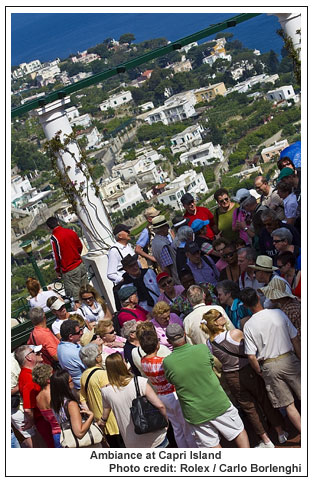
[36,97,117,312]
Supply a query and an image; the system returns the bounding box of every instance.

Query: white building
[70,113,92,129]
[138,101,155,112]
[100,177,123,198]
[179,142,224,167]
[261,140,289,162]
[266,85,296,102]
[170,124,204,154]
[178,42,198,54]
[70,72,93,83]
[103,182,144,214]
[157,170,208,211]
[203,52,232,66]
[35,64,61,86]
[11,174,51,211]
[112,150,166,185]
[99,90,133,111]
[65,106,80,121]
[55,204,78,223]
[144,94,196,126]
[71,51,100,64]
[171,59,193,73]
[77,126,102,150]
[12,59,42,79]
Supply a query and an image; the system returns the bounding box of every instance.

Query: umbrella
[280,141,301,168]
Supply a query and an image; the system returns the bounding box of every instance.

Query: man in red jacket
[181,193,218,241]
[46,216,88,304]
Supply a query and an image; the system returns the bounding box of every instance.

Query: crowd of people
[11,158,301,449]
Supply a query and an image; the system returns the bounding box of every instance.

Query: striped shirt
[141,355,175,395]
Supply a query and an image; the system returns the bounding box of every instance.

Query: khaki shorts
[261,353,301,408]
[189,404,244,448]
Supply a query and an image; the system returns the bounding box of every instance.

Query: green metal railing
[11,13,261,118]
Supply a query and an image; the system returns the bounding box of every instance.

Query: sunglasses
[218,197,230,203]
[103,329,115,335]
[273,239,284,244]
[223,251,236,258]
[71,329,83,336]
[276,264,284,269]
[26,350,42,357]
[82,296,94,301]
[160,278,173,287]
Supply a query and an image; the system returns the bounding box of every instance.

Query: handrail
[11,13,261,118]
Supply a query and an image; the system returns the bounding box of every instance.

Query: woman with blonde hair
[96,319,126,364]
[151,301,183,350]
[26,277,60,313]
[100,353,168,448]
[200,309,288,448]
[77,284,112,326]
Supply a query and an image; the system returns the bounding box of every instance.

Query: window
[169,195,176,201]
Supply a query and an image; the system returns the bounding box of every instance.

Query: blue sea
[11,12,284,66]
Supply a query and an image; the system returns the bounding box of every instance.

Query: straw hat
[248,255,278,272]
[259,277,296,300]
[144,207,160,218]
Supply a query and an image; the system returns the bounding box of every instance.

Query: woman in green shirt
[213,188,239,242]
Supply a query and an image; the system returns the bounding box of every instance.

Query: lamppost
[19,239,47,290]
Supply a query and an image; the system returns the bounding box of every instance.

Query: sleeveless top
[212,331,248,372]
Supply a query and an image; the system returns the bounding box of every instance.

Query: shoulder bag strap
[118,308,137,318]
[30,331,56,365]
[133,375,141,398]
[211,339,248,359]
[110,246,123,259]
[85,368,102,396]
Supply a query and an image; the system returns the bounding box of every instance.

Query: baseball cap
[156,272,170,284]
[277,167,294,183]
[50,299,66,311]
[233,188,250,203]
[181,193,194,205]
[113,224,131,236]
[28,345,43,353]
[191,219,209,232]
[185,241,200,254]
[118,285,137,301]
[166,324,184,342]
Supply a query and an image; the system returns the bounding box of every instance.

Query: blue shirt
[187,256,219,286]
[136,227,149,248]
[225,298,252,330]
[57,341,85,389]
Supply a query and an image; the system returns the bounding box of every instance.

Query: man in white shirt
[107,224,135,284]
[240,288,301,439]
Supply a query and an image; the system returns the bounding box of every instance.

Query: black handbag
[130,375,167,435]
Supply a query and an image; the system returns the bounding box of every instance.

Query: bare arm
[247,354,262,376]
[68,400,94,439]
[11,384,19,395]
[135,244,157,263]
[291,335,301,360]
[145,383,168,421]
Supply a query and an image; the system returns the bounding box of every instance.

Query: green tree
[119,33,135,45]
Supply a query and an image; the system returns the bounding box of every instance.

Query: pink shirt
[118,305,148,327]
[151,313,183,350]
[158,285,185,304]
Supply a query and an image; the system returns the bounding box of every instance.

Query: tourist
[214,188,239,242]
[100,353,168,448]
[26,277,60,313]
